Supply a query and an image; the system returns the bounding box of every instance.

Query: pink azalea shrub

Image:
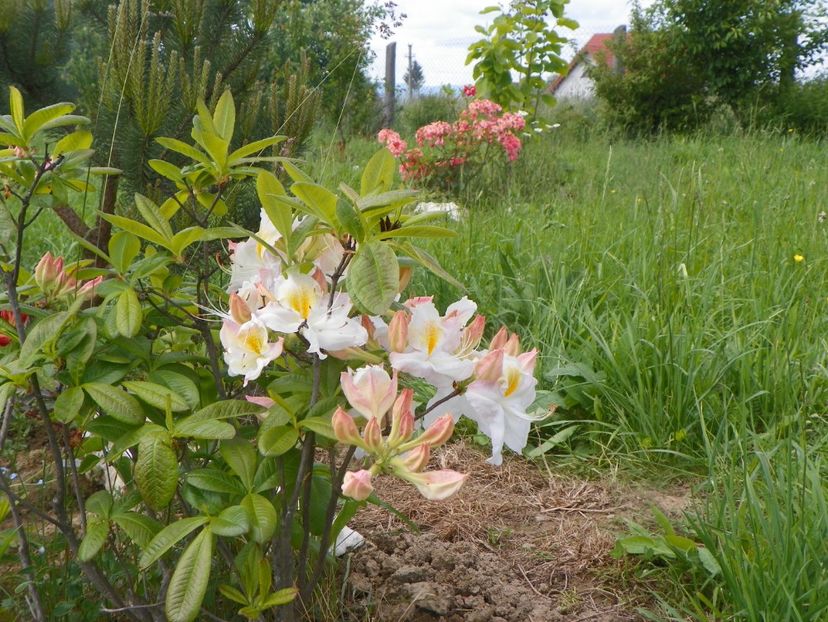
[377,91,526,191]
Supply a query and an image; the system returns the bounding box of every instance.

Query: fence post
[384,41,396,126]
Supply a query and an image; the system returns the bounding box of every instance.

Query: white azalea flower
[220,317,284,386]
[258,271,367,358]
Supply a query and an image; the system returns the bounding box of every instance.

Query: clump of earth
[342,441,691,621]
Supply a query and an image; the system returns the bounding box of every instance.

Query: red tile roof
[550,33,617,93]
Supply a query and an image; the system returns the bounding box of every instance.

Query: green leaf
[360,148,396,195]
[156,137,210,166]
[242,493,277,543]
[112,511,161,549]
[115,288,142,338]
[170,227,206,256]
[347,241,399,315]
[78,518,109,562]
[291,182,338,226]
[140,516,209,569]
[298,416,336,441]
[101,214,171,248]
[378,225,457,240]
[0,384,15,417]
[19,312,69,365]
[134,194,173,240]
[192,400,265,421]
[697,547,721,576]
[212,90,236,143]
[336,200,366,241]
[86,490,114,517]
[257,425,299,457]
[165,527,213,622]
[218,584,248,606]
[54,386,85,423]
[150,369,200,410]
[109,231,141,274]
[525,425,578,458]
[211,505,249,537]
[122,380,189,413]
[395,242,464,290]
[148,159,184,183]
[229,135,285,163]
[21,102,75,141]
[9,87,24,133]
[53,130,93,156]
[220,439,257,491]
[175,417,235,440]
[261,587,299,608]
[257,171,293,240]
[135,430,178,510]
[186,468,246,495]
[83,383,145,425]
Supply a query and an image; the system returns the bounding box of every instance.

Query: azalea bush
[378,89,526,192]
[0,85,541,621]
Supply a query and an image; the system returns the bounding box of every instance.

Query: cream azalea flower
[219,317,284,386]
[388,296,482,387]
[258,271,368,358]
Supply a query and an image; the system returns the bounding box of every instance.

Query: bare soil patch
[343,441,691,621]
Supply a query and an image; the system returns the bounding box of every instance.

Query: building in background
[550,26,626,100]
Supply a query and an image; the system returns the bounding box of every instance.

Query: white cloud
[369,0,653,88]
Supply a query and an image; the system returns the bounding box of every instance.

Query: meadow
[308,128,828,620]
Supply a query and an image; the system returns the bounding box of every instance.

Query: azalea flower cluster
[34,252,102,303]
[220,210,364,385]
[377,95,526,190]
[219,210,540,503]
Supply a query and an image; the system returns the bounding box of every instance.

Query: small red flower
[462,84,476,97]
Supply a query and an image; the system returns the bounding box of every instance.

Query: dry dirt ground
[342,441,691,622]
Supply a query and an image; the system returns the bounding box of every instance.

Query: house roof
[550,33,617,93]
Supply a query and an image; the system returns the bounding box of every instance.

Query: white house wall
[555,61,596,100]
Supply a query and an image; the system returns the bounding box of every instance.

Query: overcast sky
[369,0,654,87]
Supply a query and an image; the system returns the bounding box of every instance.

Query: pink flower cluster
[462,84,476,97]
[377,98,525,190]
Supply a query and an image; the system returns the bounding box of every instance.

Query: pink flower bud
[362,417,382,452]
[332,407,364,448]
[394,468,467,500]
[229,292,252,324]
[361,315,376,340]
[341,470,373,501]
[34,252,61,291]
[340,365,397,423]
[398,266,413,293]
[461,314,486,352]
[475,348,504,384]
[76,275,103,300]
[489,326,509,351]
[387,388,414,447]
[517,349,538,374]
[398,413,455,451]
[399,444,430,472]
[504,333,521,357]
[388,310,409,353]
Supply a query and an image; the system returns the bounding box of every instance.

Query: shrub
[397,89,462,137]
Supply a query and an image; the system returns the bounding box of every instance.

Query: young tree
[404,60,425,98]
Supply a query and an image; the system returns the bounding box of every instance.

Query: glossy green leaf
[211,505,249,537]
[135,431,178,510]
[109,231,141,274]
[175,417,235,440]
[78,517,109,562]
[134,194,173,240]
[19,312,69,365]
[122,380,189,412]
[86,490,114,517]
[291,182,338,225]
[347,241,399,315]
[261,587,299,608]
[140,516,209,569]
[21,102,75,141]
[54,386,85,423]
[115,288,142,338]
[298,416,336,441]
[83,383,145,425]
[242,493,277,543]
[9,87,24,133]
[360,148,395,195]
[165,527,213,622]
[220,439,257,490]
[101,214,171,248]
[212,90,236,142]
[257,170,293,240]
[156,137,210,166]
[53,130,92,155]
[112,511,161,549]
[257,425,299,457]
[186,468,246,495]
[229,135,285,163]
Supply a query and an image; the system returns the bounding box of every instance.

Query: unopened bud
[489,326,509,351]
[388,388,414,447]
[399,444,430,472]
[76,275,103,300]
[388,310,409,353]
[504,333,521,357]
[362,417,382,452]
[332,407,364,448]
[229,293,252,324]
[474,348,503,384]
[341,469,373,501]
[399,413,454,451]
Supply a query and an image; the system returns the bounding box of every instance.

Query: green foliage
[466,0,577,116]
[592,0,828,133]
[397,89,462,137]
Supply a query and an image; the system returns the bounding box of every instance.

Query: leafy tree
[592,0,828,132]
[466,0,578,117]
[404,60,425,97]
